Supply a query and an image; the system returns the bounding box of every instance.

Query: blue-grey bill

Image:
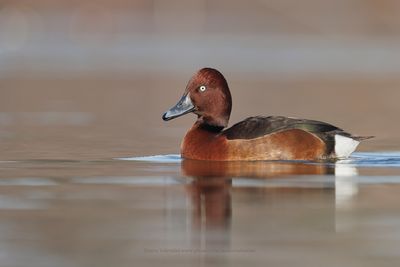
[162,94,195,121]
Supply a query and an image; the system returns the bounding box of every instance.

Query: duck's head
[162,68,232,128]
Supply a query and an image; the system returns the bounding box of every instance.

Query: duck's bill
[162,94,195,121]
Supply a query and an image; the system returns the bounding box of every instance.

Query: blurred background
[1,0,400,160]
[2,3,400,267]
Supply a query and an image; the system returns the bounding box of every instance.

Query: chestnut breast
[181,125,229,161]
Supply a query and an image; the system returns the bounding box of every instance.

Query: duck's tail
[352,135,375,141]
[334,134,374,158]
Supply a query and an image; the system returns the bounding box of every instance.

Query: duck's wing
[221,116,373,158]
[222,116,346,140]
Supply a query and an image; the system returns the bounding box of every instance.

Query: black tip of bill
[162,112,172,121]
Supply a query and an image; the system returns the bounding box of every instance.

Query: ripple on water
[339,152,400,167]
[116,152,400,167]
[115,154,182,163]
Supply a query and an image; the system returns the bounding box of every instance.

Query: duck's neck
[196,115,228,132]
[198,122,224,133]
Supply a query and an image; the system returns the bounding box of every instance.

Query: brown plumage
[162,68,372,161]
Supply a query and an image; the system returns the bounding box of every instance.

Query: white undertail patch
[334,135,360,158]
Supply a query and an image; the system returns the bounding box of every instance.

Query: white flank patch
[334,135,360,158]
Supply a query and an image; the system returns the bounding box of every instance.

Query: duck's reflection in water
[186,175,232,251]
[181,159,350,252]
[182,159,335,178]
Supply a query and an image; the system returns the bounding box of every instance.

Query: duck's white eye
[199,85,206,92]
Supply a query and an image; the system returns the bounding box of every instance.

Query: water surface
[0,152,400,267]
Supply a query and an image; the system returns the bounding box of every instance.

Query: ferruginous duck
[162,68,372,161]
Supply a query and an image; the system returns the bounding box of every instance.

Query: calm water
[0,152,400,267]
